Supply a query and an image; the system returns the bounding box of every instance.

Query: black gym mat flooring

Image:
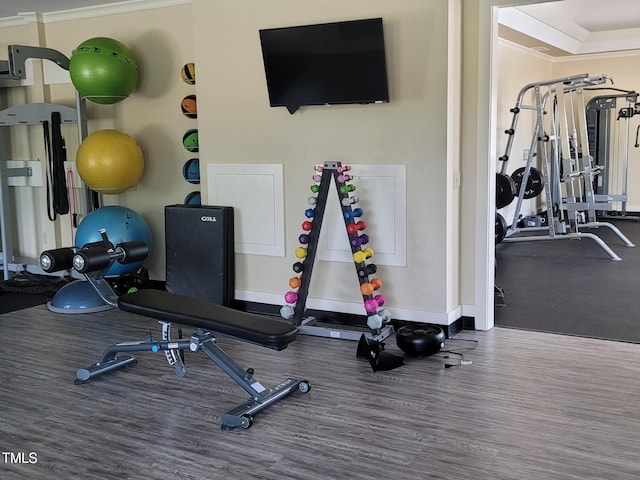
[495,217,640,343]
[0,272,69,315]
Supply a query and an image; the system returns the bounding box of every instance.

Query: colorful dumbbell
[366,308,392,329]
[292,261,304,273]
[337,174,352,183]
[353,247,374,264]
[359,279,382,295]
[305,208,315,218]
[284,291,298,304]
[343,208,363,221]
[289,276,301,289]
[347,221,366,235]
[295,246,307,259]
[337,165,351,173]
[298,233,310,244]
[378,308,392,323]
[339,184,356,194]
[364,298,379,313]
[357,263,377,278]
[341,196,358,206]
[280,305,295,320]
[367,313,383,330]
[350,233,369,248]
[315,165,323,172]
[311,185,320,193]
[302,221,312,231]
[312,174,322,182]
[308,196,317,205]
[363,296,385,314]
[360,282,373,296]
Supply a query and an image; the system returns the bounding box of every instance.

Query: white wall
[192,0,460,323]
[2,0,464,326]
[459,0,555,330]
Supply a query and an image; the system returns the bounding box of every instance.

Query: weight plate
[495,212,507,244]
[511,167,544,199]
[496,173,517,209]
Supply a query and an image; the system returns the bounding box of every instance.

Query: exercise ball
[69,37,139,104]
[182,129,198,152]
[75,205,152,277]
[182,158,200,184]
[76,129,144,194]
[181,62,196,84]
[181,94,197,118]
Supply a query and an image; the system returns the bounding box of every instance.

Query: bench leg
[197,339,310,430]
[75,329,310,430]
[75,336,194,383]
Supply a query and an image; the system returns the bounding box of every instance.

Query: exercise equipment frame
[78,290,310,431]
[0,44,89,280]
[497,73,634,260]
[41,237,310,430]
[286,161,393,342]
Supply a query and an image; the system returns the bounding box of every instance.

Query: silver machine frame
[497,73,635,261]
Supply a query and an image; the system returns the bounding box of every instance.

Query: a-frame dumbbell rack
[281,161,393,342]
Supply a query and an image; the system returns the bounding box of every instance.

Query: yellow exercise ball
[76,129,144,194]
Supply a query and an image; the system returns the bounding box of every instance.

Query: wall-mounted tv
[259,18,390,114]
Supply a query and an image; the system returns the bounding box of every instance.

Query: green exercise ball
[69,37,139,104]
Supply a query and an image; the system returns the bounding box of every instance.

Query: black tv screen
[259,18,390,113]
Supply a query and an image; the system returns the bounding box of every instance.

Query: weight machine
[586,91,640,220]
[0,45,88,280]
[496,73,634,261]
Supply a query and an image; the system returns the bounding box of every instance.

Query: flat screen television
[259,18,390,114]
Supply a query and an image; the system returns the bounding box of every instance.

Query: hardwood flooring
[1,305,639,479]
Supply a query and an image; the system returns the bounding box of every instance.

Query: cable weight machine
[586,91,640,220]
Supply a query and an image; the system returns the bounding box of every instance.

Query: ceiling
[499,0,640,56]
[0,0,638,57]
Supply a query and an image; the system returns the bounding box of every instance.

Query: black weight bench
[76,289,310,430]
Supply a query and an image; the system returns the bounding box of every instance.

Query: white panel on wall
[206,163,285,256]
[317,164,406,266]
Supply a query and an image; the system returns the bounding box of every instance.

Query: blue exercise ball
[74,205,152,277]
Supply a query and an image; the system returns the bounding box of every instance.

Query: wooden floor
[1,305,639,480]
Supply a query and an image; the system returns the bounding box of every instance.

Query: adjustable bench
[75,289,310,430]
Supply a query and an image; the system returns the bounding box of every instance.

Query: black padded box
[165,204,234,306]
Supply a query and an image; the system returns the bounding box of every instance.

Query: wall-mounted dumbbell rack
[280,161,393,342]
[497,73,634,261]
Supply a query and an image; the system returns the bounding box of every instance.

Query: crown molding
[498,37,551,62]
[0,12,43,27]
[500,6,640,56]
[0,0,190,25]
[551,48,640,63]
